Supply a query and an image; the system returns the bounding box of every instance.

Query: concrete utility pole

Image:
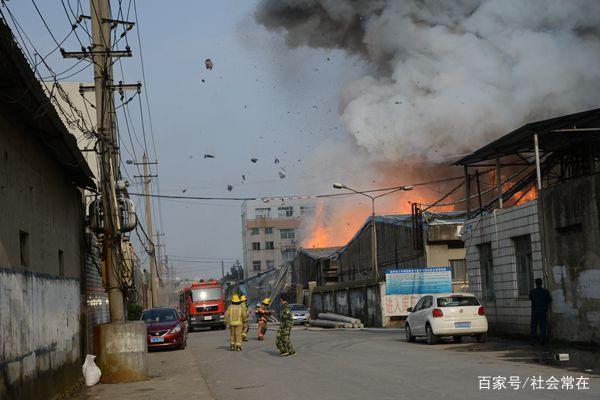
[142,153,159,307]
[221,260,225,281]
[90,0,123,322]
[60,0,147,383]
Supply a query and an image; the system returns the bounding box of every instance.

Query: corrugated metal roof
[298,247,342,260]
[455,108,600,166]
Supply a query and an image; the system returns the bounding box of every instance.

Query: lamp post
[333,183,413,281]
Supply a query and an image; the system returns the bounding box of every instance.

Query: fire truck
[180,280,226,331]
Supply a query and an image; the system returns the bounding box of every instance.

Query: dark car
[290,304,310,325]
[142,307,187,350]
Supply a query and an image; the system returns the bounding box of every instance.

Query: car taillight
[478,306,485,315]
[432,308,444,318]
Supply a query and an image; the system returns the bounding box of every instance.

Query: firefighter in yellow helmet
[224,294,248,351]
[240,295,249,342]
[256,298,272,341]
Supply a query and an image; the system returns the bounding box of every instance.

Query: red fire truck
[180,280,226,331]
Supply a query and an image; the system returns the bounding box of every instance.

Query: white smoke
[256,0,600,162]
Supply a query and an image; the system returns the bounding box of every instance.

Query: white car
[405,293,488,344]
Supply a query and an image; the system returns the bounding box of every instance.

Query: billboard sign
[384,267,452,316]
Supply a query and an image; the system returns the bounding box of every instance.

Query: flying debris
[205,58,213,70]
[242,175,246,181]
[182,188,188,193]
[250,158,258,163]
[274,158,279,164]
[204,154,215,159]
[201,79,206,83]
[312,105,318,109]
[395,101,402,104]
[278,171,286,179]
[227,185,233,192]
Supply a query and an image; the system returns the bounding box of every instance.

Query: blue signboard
[385,267,452,295]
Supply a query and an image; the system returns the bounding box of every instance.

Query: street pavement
[72,326,599,400]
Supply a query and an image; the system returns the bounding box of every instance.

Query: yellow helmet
[232,295,241,304]
[262,298,270,305]
[241,295,248,302]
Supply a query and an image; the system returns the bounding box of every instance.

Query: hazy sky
[8,1,368,279]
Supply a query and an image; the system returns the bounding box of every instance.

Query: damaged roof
[299,247,342,260]
[455,108,600,165]
[0,18,95,189]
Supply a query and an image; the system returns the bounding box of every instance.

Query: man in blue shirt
[529,278,552,344]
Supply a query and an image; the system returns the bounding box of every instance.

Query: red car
[142,307,187,350]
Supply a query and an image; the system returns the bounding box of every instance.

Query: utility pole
[63,0,147,383]
[142,153,159,307]
[89,0,123,321]
[221,260,225,281]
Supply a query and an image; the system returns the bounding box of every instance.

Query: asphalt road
[189,326,599,400]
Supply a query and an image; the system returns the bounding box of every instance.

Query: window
[266,260,275,270]
[252,242,261,251]
[191,288,222,302]
[265,227,273,234]
[450,259,466,282]
[282,250,296,261]
[421,296,433,309]
[412,297,426,312]
[280,229,295,239]
[58,249,64,276]
[19,230,29,267]
[250,227,260,235]
[278,206,293,217]
[252,260,261,271]
[300,206,314,215]
[514,235,533,296]
[255,208,270,218]
[265,241,274,250]
[478,243,495,301]
[437,295,479,307]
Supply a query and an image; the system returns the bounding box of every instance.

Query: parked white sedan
[405,293,488,344]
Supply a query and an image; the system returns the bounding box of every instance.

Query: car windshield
[437,296,480,307]
[290,304,307,312]
[141,309,178,323]
[191,288,222,302]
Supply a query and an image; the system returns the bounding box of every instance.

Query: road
[190,326,598,400]
[72,326,599,400]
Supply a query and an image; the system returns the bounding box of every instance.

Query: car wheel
[476,333,487,343]
[426,324,438,345]
[405,324,416,343]
[453,335,463,343]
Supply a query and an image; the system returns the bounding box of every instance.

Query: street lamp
[333,183,413,281]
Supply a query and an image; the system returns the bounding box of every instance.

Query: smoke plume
[256,0,600,162]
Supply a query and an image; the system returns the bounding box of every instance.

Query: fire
[514,186,537,205]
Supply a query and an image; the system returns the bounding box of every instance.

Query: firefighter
[240,295,249,342]
[256,298,272,341]
[224,294,248,351]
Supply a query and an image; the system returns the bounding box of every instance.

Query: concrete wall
[310,281,384,327]
[540,174,600,344]
[462,201,543,337]
[0,108,85,398]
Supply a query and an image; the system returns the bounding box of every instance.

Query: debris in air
[278,171,286,179]
[204,154,215,159]
[227,185,233,192]
[395,101,402,104]
[201,79,205,83]
[250,158,258,163]
[205,58,213,70]
[182,188,188,193]
[242,175,246,182]
[274,158,279,164]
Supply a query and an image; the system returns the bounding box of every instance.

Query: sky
[6,1,369,279]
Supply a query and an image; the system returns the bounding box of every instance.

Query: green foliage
[128,303,143,321]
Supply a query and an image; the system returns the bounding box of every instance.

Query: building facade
[0,19,95,399]
[241,199,315,278]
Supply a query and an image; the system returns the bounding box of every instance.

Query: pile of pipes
[309,313,364,329]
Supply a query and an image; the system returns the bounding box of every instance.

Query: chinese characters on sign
[384,267,452,317]
[478,376,590,391]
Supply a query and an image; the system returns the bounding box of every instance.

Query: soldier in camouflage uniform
[276,293,296,356]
